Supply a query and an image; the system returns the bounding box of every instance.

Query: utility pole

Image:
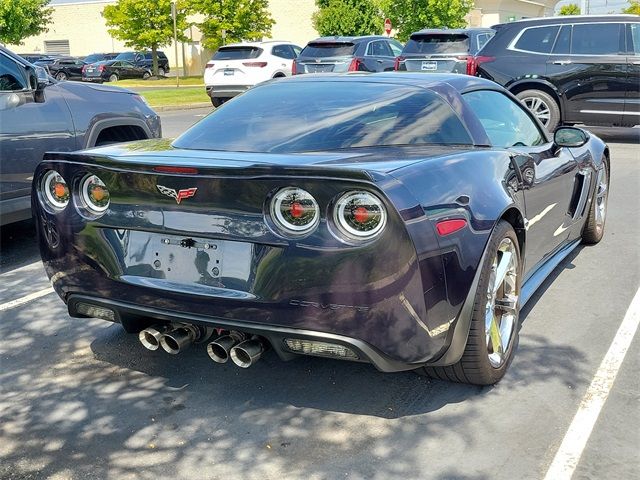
[171,0,179,87]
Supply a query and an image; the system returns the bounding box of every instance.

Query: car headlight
[81,174,110,213]
[270,187,319,235]
[41,170,70,211]
[334,191,386,240]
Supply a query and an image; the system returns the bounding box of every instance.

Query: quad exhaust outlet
[230,338,266,368]
[138,323,213,354]
[206,331,246,363]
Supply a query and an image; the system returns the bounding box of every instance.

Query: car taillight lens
[243,62,268,67]
[394,56,406,71]
[205,62,215,69]
[41,170,70,211]
[334,191,386,240]
[467,55,495,76]
[82,65,87,73]
[98,65,104,72]
[291,60,297,75]
[347,58,361,72]
[271,187,319,234]
[81,174,110,213]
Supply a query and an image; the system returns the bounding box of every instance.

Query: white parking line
[544,287,640,480]
[0,287,54,312]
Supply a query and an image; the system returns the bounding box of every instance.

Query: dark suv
[0,47,161,226]
[293,36,404,74]
[474,15,640,131]
[395,28,494,74]
[34,56,86,81]
[114,51,170,76]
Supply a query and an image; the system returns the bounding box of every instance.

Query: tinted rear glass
[213,47,262,60]
[571,23,621,54]
[403,34,469,54]
[84,54,104,63]
[173,82,472,153]
[514,26,559,53]
[115,52,136,61]
[300,43,356,57]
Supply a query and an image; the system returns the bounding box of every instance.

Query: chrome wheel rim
[485,238,519,368]
[595,165,608,230]
[522,96,551,126]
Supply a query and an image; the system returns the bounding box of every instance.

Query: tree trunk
[151,44,158,76]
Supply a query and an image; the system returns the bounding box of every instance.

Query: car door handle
[376,59,384,63]
[552,60,572,65]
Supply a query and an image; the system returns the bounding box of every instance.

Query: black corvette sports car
[33,73,610,385]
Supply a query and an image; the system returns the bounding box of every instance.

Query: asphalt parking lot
[0,112,638,480]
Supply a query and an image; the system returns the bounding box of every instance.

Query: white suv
[204,41,302,107]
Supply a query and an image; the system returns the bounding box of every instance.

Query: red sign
[384,18,392,35]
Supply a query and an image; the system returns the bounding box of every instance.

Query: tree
[313,0,382,37]
[190,0,274,51]
[558,3,580,15]
[622,0,640,14]
[382,0,473,42]
[0,0,53,45]
[102,0,189,76]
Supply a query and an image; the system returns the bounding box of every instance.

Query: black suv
[474,15,640,131]
[114,51,170,76]
[0,47,161,226]
[395,28,494,74]
[35,56,86,81]
[293,36,404,74]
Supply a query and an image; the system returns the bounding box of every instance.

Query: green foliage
[102,0,189,74]
[312,0,382,37]
[382,0,473,42]
[622,0,640,14]
[0,0,53,45]
[558,3,581,15]
[190,0,274,51]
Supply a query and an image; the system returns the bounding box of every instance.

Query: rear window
[403,34,470,54]
[513,26,560,54]
[213,47,263,60]
[300,42,356,58]
[84,54,103,63]
[115,52,136,61]
[173,82,472,153]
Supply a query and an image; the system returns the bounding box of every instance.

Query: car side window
[292,45,302,57]
[367,40,392,57]
[630,23,640,54]
[571,23,622,55]
[0,53,28,91]
[388,40,403,56]
[477,33,492,52]
[272,45,294,59]
[552,25,571,54]
[514,25,560,54]
[463,90,545,148]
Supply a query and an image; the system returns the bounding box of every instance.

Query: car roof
[411,28,494,35]
[309,35,391,43]
[494,14,638,28]
[221,41,295,48]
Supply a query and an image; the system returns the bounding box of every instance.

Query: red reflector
[353,206,370,223]
[153,166,199,174]
[290,202,304,218]
[243,62,268,67]
[347,58,361,71]
[436,219,467,236]
[292,60,297,75]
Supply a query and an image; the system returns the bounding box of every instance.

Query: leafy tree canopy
[558,3,581,15]
[103,0,189,74]
[0,0,53,45]
[381,0,473,42]
[190,0,274,51]
[313,0,382,37]
[622,0,640,14]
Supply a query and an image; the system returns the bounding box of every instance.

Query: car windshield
[173,81,472,153]
[300,42,356,57]
[213,47,262,60]
[115,52,136,61]
[404,34,470,54]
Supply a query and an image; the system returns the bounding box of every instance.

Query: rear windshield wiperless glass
[173,82,472,153]
[299,42,356,58]
[213,47,263,60]
[403,34,470,54]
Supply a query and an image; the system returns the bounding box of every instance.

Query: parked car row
[204,14,639,132]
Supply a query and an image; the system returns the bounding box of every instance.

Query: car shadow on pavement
[0,218,40,274]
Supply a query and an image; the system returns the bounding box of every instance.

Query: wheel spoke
[495,294,518,314]
[492,251,512,293]
[488,314,503,355]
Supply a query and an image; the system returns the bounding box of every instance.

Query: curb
[152,103,213,112]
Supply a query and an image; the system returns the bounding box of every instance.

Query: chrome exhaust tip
[230,338,266,368]
[138,324,173,351]
[206,332,244,364]
[159,325,197,355]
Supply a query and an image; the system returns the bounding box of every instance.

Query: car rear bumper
[206,85,252,98]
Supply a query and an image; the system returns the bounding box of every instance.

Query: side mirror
[554,126,589,148]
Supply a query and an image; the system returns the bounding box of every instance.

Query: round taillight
[271,187,319,234]
[41,170,70,211]
[334,191,386,239]
[81,174,110,213]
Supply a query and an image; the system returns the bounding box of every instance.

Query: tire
[582,156,609,244]
[158,67,166,77]
[421,220,522,385]
[210,97,224,107]
[142,71,151,80]
[516,89,561,132]
[55,72,67,81]
[108,73,119,82]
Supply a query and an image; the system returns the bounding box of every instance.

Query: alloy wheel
[484,238,519,368]
[595,165,608,231]
[522,96,551,127]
